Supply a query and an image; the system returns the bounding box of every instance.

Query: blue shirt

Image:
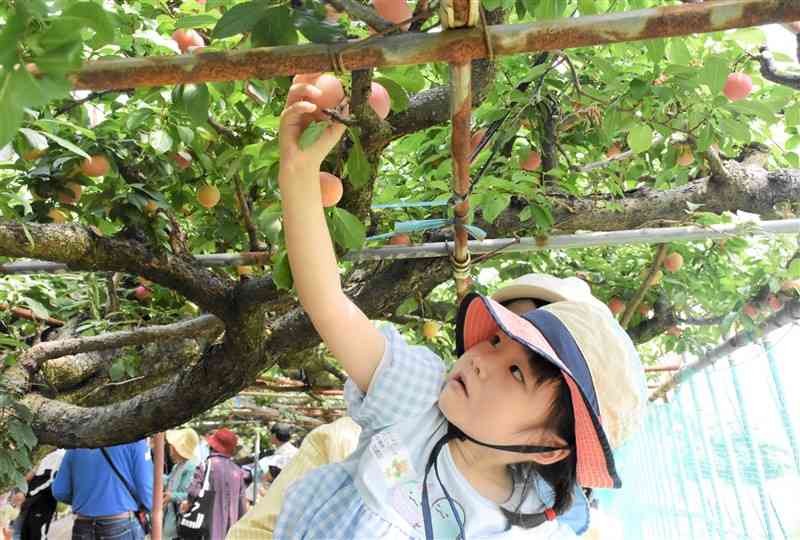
[52,440,153,517]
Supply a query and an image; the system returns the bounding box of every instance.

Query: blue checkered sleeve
[344,324,447,431]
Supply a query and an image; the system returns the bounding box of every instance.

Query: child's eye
[489,335,501,346]
[510,365,524,383]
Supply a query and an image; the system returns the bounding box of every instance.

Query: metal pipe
[4,218,800,274]
[70,0,800,91]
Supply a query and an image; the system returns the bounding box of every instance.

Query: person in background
[52,441,152,540]
[260,424,298,481]
[1,490,25,540]
[162,429,199,540]
[180,428,248,539]
[17,448,65,540]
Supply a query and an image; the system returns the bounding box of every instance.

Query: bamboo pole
[444,0,478,302]
[4,218,800,274]
[620,244,668,328]
[151,433,165,540]
[70,0,800,91]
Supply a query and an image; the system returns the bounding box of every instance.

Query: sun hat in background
[166,428,200,460]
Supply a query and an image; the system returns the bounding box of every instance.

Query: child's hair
[501,349,577,528]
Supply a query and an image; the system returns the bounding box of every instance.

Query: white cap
[491,273,609,313]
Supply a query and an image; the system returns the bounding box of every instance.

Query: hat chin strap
[448,423,570,454]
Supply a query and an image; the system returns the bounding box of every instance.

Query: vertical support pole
[704,367,751,538]
[441,0,479,302]
[687,376,727,539]
[152,432,165,540]
[763,338,800,476]
[729,356,775,539]
[253,433,261,504]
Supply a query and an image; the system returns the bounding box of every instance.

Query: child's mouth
[455,374,468,396]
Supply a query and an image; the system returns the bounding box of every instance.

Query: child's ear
[528,447,571,466]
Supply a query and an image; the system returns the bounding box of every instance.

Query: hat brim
[491,283,569,305]
[455,293,620,489]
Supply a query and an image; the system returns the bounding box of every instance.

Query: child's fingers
[286,83,322,107]
[280,101,317,129]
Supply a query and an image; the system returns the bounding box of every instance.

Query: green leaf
[176,15,219,29]
[181,83,210,126]
[786,105,800,127]
[667,39,691,66]
[482,193,511,224]
[109,360,126,382]
[578,0,597,15]
[272,250,293,290]
[257,210,283,244]
[530,204,554,229]
[346,128,370,189]
[330,207,366,250]
[644,39,666,65]
[38,131,91,158]
[299,120,330,149]
[149,129,173,154]
[292,9,346,44]
[702,56,729,95]
[396,297,418,316]
[0,14,24,69]
[372,77,409,113]
[212,1,270,39]
[8,419,37,449]
[22,297,50,319]
[251,7,298,47]
[64,2,115,47]
[627,124,653,154]
[719,117,750,143]
[177,125,195,146]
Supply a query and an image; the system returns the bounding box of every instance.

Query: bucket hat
[491,273,608,312]
[207,428,238,457]
[456,293,646,489]
[166,428,200,460]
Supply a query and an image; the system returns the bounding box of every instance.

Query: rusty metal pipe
[71,0,800,91]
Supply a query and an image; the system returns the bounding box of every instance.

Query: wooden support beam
[71,0,800,91]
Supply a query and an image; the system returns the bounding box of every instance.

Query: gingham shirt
[273,325,579,540]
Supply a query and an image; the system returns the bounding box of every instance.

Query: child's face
[439,329,564,451]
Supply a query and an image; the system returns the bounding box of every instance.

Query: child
[275,84,646,539]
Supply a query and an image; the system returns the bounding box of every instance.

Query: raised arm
[278,85,385,393]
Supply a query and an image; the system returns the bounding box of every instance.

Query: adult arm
[278,87,385,393]
[50,452,72,504]
[186,462,205,499]
[171,462,198,503]
[131,441,154,511]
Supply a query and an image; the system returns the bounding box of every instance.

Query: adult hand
[179,501,190,514]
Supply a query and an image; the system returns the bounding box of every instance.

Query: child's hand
[279,83,347,169]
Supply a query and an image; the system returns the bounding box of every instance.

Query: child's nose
[472,353,497,380]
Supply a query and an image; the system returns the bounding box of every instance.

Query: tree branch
[0,222,232,316]
[650,297,800,401]
[21,315,223,372]
[323,0,393,32]
[620,244,668,328]
[758,46,800,90]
